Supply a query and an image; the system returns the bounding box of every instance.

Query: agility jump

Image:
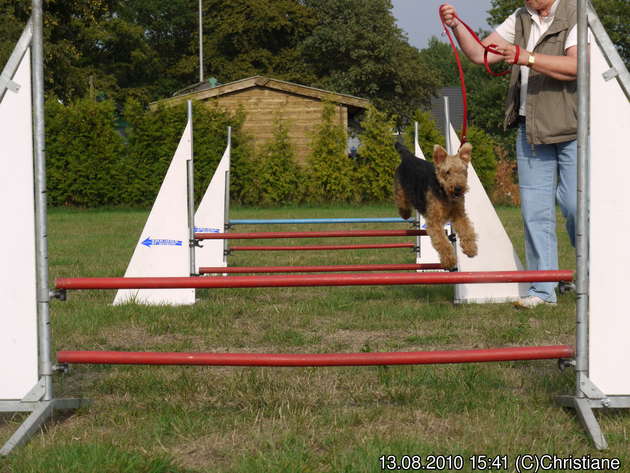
[2,0,629,456]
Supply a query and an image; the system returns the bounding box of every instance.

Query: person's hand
[439,4,460,28]
[496,45,528,65]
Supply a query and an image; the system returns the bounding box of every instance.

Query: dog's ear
[433,145,447,164]
[458,142,472,164]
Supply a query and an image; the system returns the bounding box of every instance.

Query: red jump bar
[57,345,574,367]
[230,243,416,251]
[55,270,574,290]
[195,229,426,240]
[199,263,444,274]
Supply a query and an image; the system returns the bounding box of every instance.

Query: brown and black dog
[394,142,477,269]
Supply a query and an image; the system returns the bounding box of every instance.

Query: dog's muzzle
[452,186,465,198]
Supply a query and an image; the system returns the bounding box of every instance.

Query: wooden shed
[155,76,370,164]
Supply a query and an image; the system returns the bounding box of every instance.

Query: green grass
[2,203,628,472]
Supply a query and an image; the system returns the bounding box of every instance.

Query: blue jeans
[516,123,577,303]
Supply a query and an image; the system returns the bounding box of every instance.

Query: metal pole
[0,17,32,102]
[187,101,196,276]
[443,96,453,154]
[223,127,231,265]
[414,121,421,260]
[58,345,574,367]
[31,0,53,401]
[55,270,574,290]
[199,0,204,83]
[575,0,590,397]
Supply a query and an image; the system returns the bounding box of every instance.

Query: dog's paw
[439,251,457,270]
[461,240,478,258]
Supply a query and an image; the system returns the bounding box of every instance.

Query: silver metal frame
[586,2,630,99]
[186,101,197,276]
[413,121,422,261]
[0,17,32,102]
[0,1,83,457]
[442,97,458,259]
[554,0,630,451]
[223,127,232,265]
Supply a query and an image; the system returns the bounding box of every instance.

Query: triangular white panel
[451,126,528,303]
[194,143,230,272]
[114,122,195,305]
[588,37,630,396]
[0,49,39,399]
[414,130,443,266]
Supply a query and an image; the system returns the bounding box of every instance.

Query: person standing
[439,0,580,308]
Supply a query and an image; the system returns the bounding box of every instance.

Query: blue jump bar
[229,217,414,225]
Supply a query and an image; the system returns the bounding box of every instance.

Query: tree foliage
[200,0,317,84]
[465,126,499,193]
[46,97,125,206]
[300,0,439,120]
[401,110,445,159]
[355,106,399,201]
[252,115,304,206]
[1,0,443,118]
[306,103,355,203]
[44,98,248,207]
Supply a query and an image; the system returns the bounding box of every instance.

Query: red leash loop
[439,5,520,143]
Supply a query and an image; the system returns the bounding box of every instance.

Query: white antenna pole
[199,0,204,83]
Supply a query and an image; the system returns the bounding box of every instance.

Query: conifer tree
[306,103,354,202]
[355,106,399,202]
[254,116,303,205]
[46,98,125,206]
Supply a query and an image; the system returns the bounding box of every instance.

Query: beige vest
[503,0,578,144]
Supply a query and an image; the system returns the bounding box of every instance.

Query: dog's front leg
[450,201,478,258]
[425,196,456,269]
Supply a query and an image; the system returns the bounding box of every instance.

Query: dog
[393,141,477,269]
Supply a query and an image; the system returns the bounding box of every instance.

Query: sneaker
[513,295,557,309]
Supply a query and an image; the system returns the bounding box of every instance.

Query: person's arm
[497,44,578,81]
[439,4,510,65]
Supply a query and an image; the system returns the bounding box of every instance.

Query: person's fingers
[439,4,458,26]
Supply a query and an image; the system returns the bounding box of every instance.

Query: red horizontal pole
[57,345,574,367]
[230,243,416,251]
[55,270,574,290]
[195,229,426,240]
[199,263,444,274]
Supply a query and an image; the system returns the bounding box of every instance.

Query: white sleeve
[494,10,519,44]
[565,25,591,51]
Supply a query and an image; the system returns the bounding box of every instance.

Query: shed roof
[153,76,371,113]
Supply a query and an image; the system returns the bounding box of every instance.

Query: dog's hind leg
[393,178,413,220]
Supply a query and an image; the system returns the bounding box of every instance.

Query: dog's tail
[394,141,417,163]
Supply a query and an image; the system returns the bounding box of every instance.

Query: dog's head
[433,143,472,199]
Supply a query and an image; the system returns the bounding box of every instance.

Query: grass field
[2,204,628,473]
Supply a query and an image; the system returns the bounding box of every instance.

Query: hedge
[44,99,497,207]
[45,98,248,207]
[46,98,125,206]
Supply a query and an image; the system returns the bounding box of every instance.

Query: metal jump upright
[0,1,84,457]
[554,0,630,450]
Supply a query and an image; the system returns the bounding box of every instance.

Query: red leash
[439,5,520,143]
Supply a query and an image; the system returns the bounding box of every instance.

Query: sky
[391,0,494,50]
